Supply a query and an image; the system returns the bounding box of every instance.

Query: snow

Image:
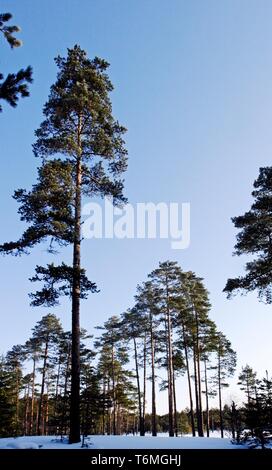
[0,434,246,450]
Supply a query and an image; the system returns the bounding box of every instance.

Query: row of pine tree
[1,303,271,441]
[0,260,250,439]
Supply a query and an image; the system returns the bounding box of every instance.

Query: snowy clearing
[0,435,246,450]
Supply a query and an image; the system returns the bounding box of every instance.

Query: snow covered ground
[0,434,245,449]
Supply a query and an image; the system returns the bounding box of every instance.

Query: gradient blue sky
[1,0,272,412]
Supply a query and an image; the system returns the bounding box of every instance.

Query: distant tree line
[0,261,239,439]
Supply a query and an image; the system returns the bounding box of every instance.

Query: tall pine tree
[0,46,128,442]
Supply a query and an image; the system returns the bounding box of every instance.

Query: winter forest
[1,3,272,452]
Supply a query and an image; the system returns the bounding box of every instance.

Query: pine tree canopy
[0,13,22,48]
[224,167,272,302]
[0,45,127,255]
[0,12,33,112]
[29,263,98,307]
[33,46,127,182]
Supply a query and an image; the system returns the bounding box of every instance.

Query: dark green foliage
[29,263,98,307]
[224,167,272,302]
[210,332,236,438]
[238,365,257,404]
[0,12,32,112]
[240,374,272,448]
[0,357,17,436]
[0,66,32,111]
[81,373,104,436]
[0,160,75,255]
[0,13,21,48]
[32,46,128,194]
[95,316,137,435]
[155,411,191,435]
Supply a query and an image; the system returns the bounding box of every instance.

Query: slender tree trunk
[181,321,195,436]
[117,402,121,435]
[15,366,20,434]
[35,402,39,435]
[102,378,106,435]
[142,333,147,436]
[107,377,111,435]
[70,117,82,444]
[246,378,250,405]
[173,368,178,436]
[125,412,129,434]
[165,276,174,437]
[133,413,136,435]
[218,352,224,438]
[54,356,61,420]
[204,358,210,437]
[196,355,204,436]
[193,345,200,435]
[211,410,214,432]
[30,355,36,435]
[231,401,236,440]
[61,343,71,437]
[37,335,49,435]
[150,314,157,436]
[45,381,49,435]
[195,310,204,437]
[133,337,143,435]
[24,383,30,435]
[111,344,117,435]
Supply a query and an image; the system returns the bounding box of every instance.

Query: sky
[1,0,272,413]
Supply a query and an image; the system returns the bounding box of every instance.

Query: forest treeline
[1,278,272,443]
[0,260,240,439]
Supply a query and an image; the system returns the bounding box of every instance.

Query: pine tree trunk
[107,377,111,435]
[15,365,20,434]
[69,118,82,444]
[24,383,30,435]
[30,355,36,435]
[193,345,200,435]
[218,351,224,438]
[197,354,204,436]
[45,381,49,435]
[231,401,236,440]
[111,344,117,435]
[37,335,49,435]
[181,321,195,436]
[246,377,250,405]
[204,358,210,437]
[61,342,71,437]
[116,402,121,435]
[102,378,106,435]
[133,337,144,436]
[150,314,157,436]
[195,310,204,437]
[165,277,174,437]
[142,333,147,436]
[133,413,136,435]
[35,403,39,435]
[54,356,61,420]
[173,368,178,436]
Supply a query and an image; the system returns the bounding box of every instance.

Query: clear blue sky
[1,0,272,412]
